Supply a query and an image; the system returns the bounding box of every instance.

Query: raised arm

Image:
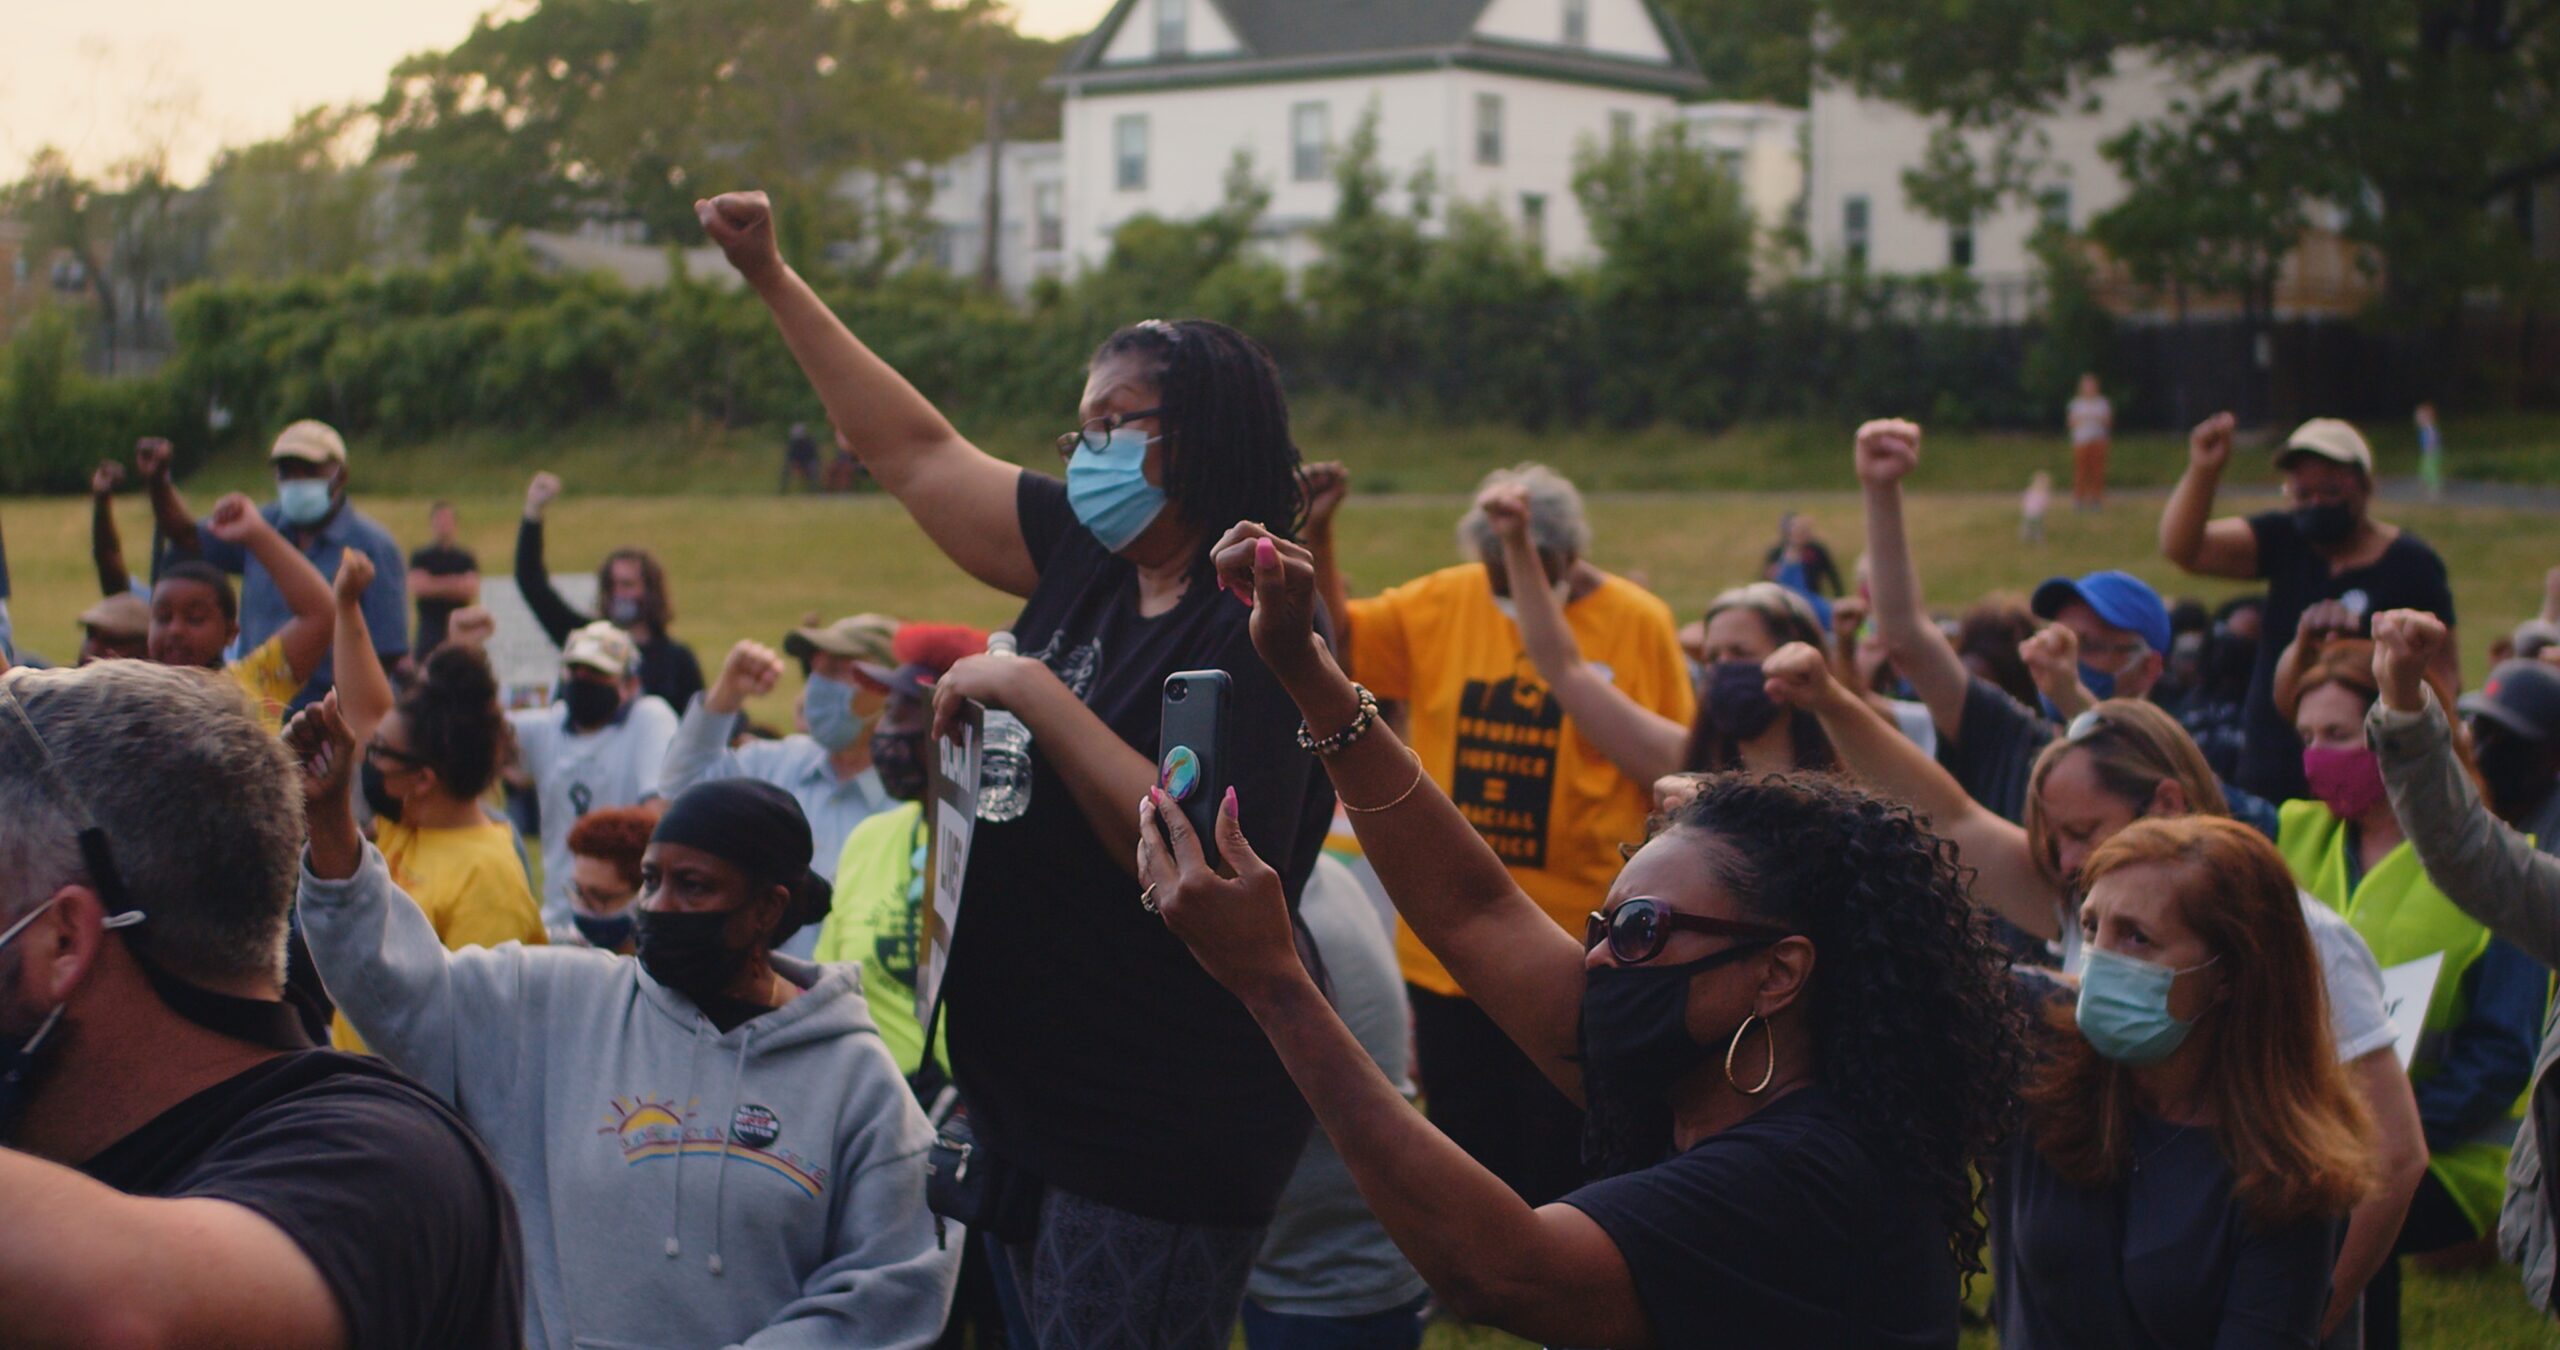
[513,473,586,646]
[1301,462,1358,671]
[700,191,1034,598]
[327,551,394,746]
[661,640,779,794]
[1210,523,1587,1093]
[90,461,134,596]
[208,494,334,684]
[2159,412,2259,578]
[135,436,203,558]
[1488,484,1685,787]
[1856,420,1973,741]
[1763,643,2064,940]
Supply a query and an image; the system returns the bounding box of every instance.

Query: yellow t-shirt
[226,635,301,728]
[1348,564,1697,996]
[332,817,547,1052]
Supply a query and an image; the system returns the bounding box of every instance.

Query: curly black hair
[398,645,511,800]
[1652,772,2028,1281]
[1089,319,1306,548]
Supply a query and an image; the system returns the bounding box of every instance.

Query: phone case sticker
[1160,744,1202,800]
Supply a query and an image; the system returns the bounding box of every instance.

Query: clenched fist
[1854,419,1922,489]
[697,192,783,284]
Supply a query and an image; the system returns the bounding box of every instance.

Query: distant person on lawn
[408,500,481,658]
[516,469,706,711]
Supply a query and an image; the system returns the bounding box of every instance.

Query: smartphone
[1159,670,1235,841]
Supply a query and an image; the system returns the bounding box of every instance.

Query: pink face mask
[2304,744,2388,820]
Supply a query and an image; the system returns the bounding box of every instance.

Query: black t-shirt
[1940,674,2056,826]
[407,543,477,655]
[2239,511,2455,801]
[1561,1085,1960,1348]
[1996,1116,2338,1348]
[943,473,1331,1227]
[79,1049,523,1349]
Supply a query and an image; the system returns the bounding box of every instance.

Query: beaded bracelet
[1296,682,1381,758]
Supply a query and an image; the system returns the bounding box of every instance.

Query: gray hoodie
[299,844,959,1349]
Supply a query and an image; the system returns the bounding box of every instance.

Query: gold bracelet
[1342,747,1428,814]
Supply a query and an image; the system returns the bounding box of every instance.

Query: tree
[1817,0,2560,325]
[1302,105,1436,403]
[205,105,403,281]
[1573,123,1759,425]
[1655,0,1815,105]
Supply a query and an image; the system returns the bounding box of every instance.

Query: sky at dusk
[2,0,1119,182]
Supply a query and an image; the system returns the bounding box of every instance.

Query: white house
[1681,100,1805,236]
[912,140,1070,296]
[1052,0,1709,270]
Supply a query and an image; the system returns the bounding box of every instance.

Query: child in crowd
[2021,469,2053,545]
[2415,402,2444,501]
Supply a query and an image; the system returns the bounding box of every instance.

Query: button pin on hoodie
[731,1103,781,1150]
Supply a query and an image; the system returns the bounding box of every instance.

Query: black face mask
[564,680,623,730]
[572,910,636,952]
[2206,626,2259,694]
[1706,661,1782,742]
[872,730,928,802]
[2293,502,2357,546]
[361,757,405,824]
[632,906,754,1005]
[2476,729,2556,822]
[1579,941,1773,1096]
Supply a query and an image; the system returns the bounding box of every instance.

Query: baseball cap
[77,592,150,641]
[869,622,992,699]
[2461,660,2560,744]
[562,621,638,677]
[269,420,349,468]
[2276,418,2373,476]
[2030,571,2172,656]
[783,614,899,667]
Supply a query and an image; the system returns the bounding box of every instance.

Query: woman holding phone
[703,190,1336,1349]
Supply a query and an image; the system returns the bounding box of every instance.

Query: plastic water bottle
[977,632,1034,823]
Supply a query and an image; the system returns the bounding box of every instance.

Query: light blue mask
[1066,426,1168,553]
[277,478,334,527]
[803,671,875,752]
[2076,946,2220,1065]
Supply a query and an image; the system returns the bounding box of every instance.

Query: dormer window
[1156,0,1188,56]
[1564,0,1589,46]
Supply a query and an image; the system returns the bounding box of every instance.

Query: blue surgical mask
[2076,946,2220,1065]
[2078,661,2118,701]
[1066,426,1169,553]
[277,478,334,527]
[803,672,874,752]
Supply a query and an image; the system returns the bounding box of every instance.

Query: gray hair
[0,662,303,987]
[1458,463,1591,563]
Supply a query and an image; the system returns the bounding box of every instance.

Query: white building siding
[1436,69,1679,260]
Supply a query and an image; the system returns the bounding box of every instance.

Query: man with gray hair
[0,660,521,1346]
[1305,461,1694,1207]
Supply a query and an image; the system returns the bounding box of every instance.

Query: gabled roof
[1058,0,1707,99]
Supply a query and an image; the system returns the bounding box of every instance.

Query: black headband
[652,779,817,887]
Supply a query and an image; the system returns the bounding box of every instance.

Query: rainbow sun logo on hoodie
[601,1096,831,1198]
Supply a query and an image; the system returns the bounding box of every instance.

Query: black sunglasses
[1055,406,1165,460]
[1584,897,1795,965]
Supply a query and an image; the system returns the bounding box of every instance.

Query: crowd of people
[4,182,2559,1349]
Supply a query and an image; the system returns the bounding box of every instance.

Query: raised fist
[709,639,787,715]
[206,492,267,544]
[1854,419,1922,488]
[525,471,563,520]
[92,460,126,496]
[333,549,376,607]
[1476,482,1533,547]
[2370,609,2447,713]
[134,437,174,481]
[2188,412,2236,473]
[1301,461,1350,531]
[696,192,782,283]
[2019,625,2084,703]
[446,607,496,652]
[1761,641,1837,708]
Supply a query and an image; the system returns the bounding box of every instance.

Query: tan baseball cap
[2277,418,2373,475]
[562,621,638,677]
[270,419,349,468]
[78,592,150,640]
[784,614,899,666]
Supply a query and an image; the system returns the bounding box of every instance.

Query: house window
[1292,102,1331,182]
[1949,220,1974,270]
[1521,193,1548,251]
[1115,114,1149,190]
[2037,186,2072,232]
[1610,110,1635,145]
[1476,93,1505,166]
[1034,182,1064,251]
[1843,195,1871,267]
[1156,0,1187,56]
[1564,0,1590,46]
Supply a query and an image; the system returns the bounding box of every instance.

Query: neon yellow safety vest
[2279,799,2532,1237]
[814,802,945,1080]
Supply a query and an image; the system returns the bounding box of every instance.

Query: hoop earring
[1724,1014,1776,1095]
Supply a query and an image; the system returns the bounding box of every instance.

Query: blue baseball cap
[2031,571,2171,655]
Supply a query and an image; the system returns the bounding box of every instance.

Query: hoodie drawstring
[666,1019,709,1260]
[706,1025,753,1277]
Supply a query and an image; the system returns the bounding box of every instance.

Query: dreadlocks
[1090,318,1307,547]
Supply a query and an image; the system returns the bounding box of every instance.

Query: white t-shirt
[2059,887,2394,1064]
[2067,395,2113,447]
[508,694,678,930]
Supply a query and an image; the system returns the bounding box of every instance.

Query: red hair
[565,804,660,889]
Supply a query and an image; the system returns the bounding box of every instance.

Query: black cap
[2461,660,2560,744]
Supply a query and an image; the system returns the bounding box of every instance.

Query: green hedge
[0,309,205,493]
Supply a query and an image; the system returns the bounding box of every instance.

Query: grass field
[7,468,2558,1348]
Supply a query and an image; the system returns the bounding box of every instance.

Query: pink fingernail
[1223,786,1239,815]
[1255,538,1277,567]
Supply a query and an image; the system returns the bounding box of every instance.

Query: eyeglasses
[1584,896,1794,965]
[1054,406,1164,460]
[365,739,427,768]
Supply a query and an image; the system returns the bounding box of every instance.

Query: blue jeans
[1239,1296,1428,1350]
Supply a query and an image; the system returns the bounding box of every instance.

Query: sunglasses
[1584,896,1795,965]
